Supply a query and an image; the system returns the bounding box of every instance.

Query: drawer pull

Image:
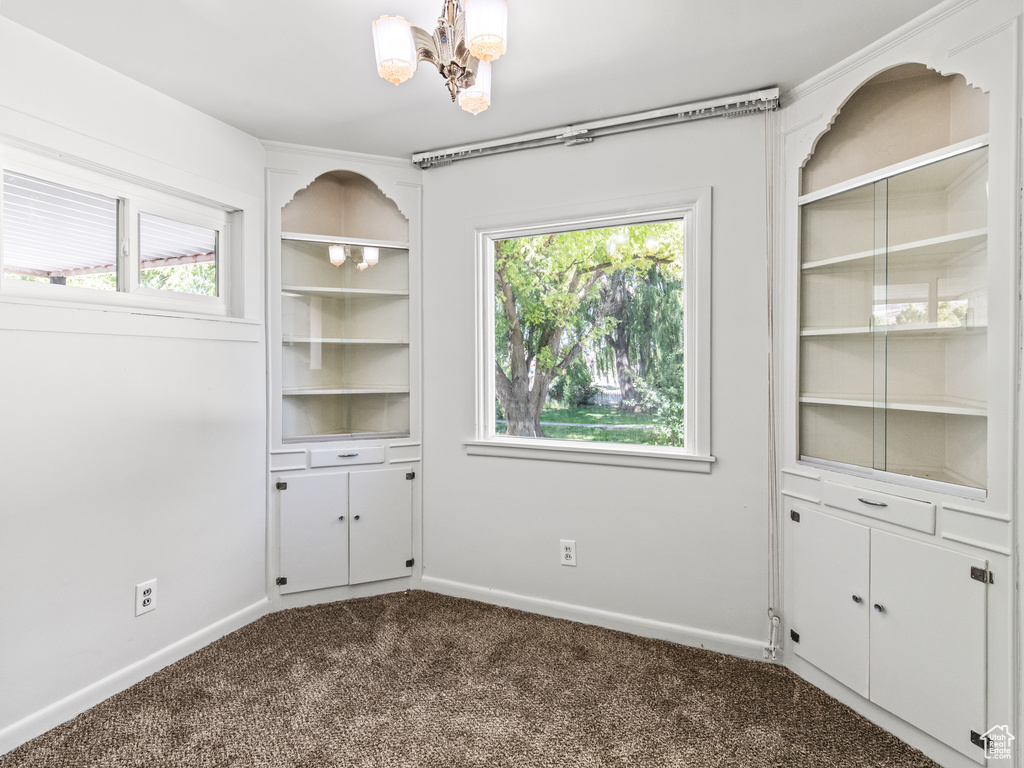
[857,497,888,508]
[338,453,360,458]
[873,603,885,613]
[852,595,862,603]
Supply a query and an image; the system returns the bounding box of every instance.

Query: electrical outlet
[560,539,576,567]
[135,579,157,616]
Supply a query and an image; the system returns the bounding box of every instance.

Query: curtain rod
[411,87,779,169]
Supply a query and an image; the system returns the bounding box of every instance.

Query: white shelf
[283,385,411,396]
[801,229,986,271]
[283,336,409,345]
[282,232,409,250]
[801,323,987,337]
[281,285,409,299]
[800,394,986,417]
[283,430,409,444]
[797,135,989,205]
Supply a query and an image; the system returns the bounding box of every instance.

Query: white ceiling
[0,1,949,159]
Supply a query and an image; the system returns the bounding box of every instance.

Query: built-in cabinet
[781,31,1018,768]
[791,507,989,760]
[799,91,989,493]
[266,148,423,599]
[278,467,414,594]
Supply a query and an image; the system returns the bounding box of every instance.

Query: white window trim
[130,193,231,310]
[467,188,714,472]
[0,144,242,320]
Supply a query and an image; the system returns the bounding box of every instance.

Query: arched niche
[802,63,989,195]
[282,170,410,243]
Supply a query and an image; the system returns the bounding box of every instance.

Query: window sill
[464,438,715,473]
[0,294,260,342]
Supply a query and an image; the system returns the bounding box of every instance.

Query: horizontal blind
[2,171,118,277]
[139,212,217,268]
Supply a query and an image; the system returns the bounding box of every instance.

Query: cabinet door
[870,531,987,761]
[791,508,870,697]
[278,472,349,594]
[349,467,413,584]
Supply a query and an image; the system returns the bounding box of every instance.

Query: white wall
[0,18,268,749]
[419,115,772,654]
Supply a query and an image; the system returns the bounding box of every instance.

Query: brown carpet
[1,590,939,767]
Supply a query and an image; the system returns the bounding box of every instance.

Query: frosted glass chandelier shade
[458,60,491,115]
[362,247,380,267]
[372,15,417,85]
[465,0,507,63]
[328,245,346,266]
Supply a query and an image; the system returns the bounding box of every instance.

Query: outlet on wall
[135,579,157,616]
[560,539,576,567]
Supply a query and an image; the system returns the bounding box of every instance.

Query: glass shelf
[799,394,986,417]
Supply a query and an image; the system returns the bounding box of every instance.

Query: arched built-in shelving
[798,64,990,492]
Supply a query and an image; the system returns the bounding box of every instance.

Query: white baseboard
[0,598,270,757]
[419,576,767,661]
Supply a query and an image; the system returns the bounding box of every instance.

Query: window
[3,172,119,290]
[139,212,217,296]
[1,162,238,316]
[469,192,713,472]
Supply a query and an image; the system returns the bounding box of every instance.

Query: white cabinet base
[279,472,349,595]
[350,468,413,584]
[277,467,413,595]
[869,531,988,762]
[790,507,989,762]
[792,508,870,697]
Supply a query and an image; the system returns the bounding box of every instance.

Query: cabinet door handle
[873,603,885,613]
[338,516,345,521]
[354,515,360,521]
[852,595,862,603]
[857,497,888,508]
[338,453,359,458]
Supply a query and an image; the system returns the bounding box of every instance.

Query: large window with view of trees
[491,218,688,448]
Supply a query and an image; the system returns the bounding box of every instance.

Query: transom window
[1,162,236,315]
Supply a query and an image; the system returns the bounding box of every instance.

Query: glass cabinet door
[880,146,988,487]
[280,237,411,441]
[799,182,876,470]
[799,145,988,491]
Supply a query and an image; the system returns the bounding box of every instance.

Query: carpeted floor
[1,590,939,767]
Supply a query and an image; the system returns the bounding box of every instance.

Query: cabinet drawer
[309,445,385,468]
[822,481,935,534]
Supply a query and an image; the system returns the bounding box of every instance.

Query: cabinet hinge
[276,577,288,586]
[276,481,288,491]
[970,730,989,750]
[790,510,800,522]
[406,471,416,480]
[789,629,800,643]
[405,558,415,568]
[970,566,993,584]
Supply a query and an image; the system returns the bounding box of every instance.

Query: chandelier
[372,0,508,115]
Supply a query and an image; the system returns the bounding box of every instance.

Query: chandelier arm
[453,11,469,63]
[412,26,442,71]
